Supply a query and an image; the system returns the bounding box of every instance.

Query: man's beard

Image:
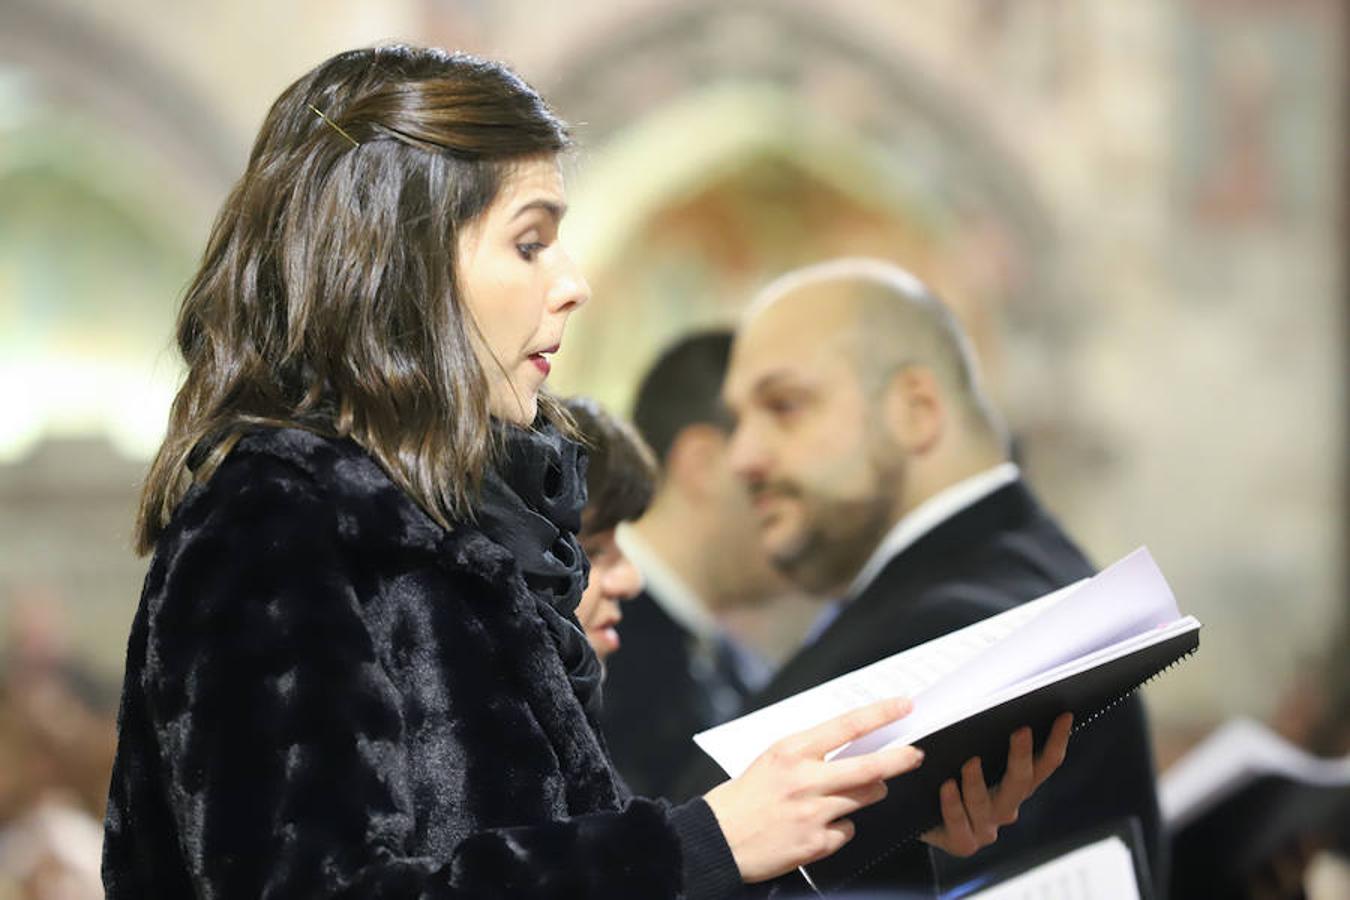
[758,448,905,597]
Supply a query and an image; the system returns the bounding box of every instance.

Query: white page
[692,592,1063,777]
[879,616,1201,755]
[694,581,1084,778]
[989,616,1200,709]
[959,834,1141,899]
[1160,718,1350,830]
[696,548,1185,776]
[835,547,1180,758]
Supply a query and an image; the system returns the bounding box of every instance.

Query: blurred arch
[0,0,235,459]
[542,1,1075,437]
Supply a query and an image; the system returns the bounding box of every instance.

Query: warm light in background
[0,0,1343,731]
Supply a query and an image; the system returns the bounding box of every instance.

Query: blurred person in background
[100,45,1060,899]
[603,330,792,799]
[1174,645,1350,900]
[0,587,114,900]
[562,396,656,663]
[677,258,1159,894]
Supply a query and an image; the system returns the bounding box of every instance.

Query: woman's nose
[604,555,644,601]
[549,248,590,313]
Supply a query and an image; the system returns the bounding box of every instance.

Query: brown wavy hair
[134,45,571,554]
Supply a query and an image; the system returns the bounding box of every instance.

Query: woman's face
[576,528,643,659]
[457,155,590,424]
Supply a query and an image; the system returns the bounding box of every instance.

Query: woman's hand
[921,712,1073,857]
[702,697,924,883]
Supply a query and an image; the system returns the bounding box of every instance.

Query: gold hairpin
[307,103,360,149]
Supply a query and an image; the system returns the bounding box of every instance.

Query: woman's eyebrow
[509,199,566,224]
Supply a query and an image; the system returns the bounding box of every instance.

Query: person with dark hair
[602,330,789,799]
[678,258,1161,894]
[101,48,1063,899]
[630,330,736,465]
[563,396,657,661]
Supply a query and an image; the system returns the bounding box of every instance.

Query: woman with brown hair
[102,45,1064,898]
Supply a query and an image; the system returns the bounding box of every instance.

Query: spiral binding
[825,642,1201,894]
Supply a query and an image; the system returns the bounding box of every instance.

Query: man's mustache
[746,480,802,503]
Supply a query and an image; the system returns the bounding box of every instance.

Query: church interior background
[0,0,1344,889]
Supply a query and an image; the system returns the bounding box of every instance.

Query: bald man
[678,260,1163,894]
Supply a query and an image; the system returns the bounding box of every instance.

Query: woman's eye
[516,241,545,261]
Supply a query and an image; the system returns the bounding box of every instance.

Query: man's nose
[726,417,768,482]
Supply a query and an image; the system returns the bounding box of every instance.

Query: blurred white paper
[960,834,1141,899]
[1161,717,1350,830]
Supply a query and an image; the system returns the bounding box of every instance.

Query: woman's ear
[882,366,944,455]
[664,424,728,503]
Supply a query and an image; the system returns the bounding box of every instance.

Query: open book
[694,547,1199,892]
[1162,718,1350,898]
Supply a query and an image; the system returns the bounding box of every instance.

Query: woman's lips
[591,625,620,655]
[587,608,622,656]
[529,344,560,377]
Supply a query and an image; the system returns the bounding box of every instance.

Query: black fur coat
[102,427,741,899]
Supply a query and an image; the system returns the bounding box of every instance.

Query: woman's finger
[990,726,1034,823]
[812,781,889,823]
[1031,713,1073,789]
[781,696,913,760]
[807,819,857,864]
[816,744,924,794]
[928,778,978,856]
[959,756,998,844]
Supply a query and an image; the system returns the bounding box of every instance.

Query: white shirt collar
[614,524,721,642]
[845,462,1021,600]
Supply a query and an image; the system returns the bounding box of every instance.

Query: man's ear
[664,424,729,503]
[881,366,944,454]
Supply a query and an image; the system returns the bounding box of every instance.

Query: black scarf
[476,421,603,721]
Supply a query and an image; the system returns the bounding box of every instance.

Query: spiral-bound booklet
[693,547,1200,894]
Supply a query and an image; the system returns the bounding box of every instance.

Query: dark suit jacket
[602,590,753,799]
[675,479,1165,897]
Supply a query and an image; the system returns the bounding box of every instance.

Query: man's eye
[765,396,802,417]
[516,242,545,261]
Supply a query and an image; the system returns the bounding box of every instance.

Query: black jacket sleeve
[132,472,741,899]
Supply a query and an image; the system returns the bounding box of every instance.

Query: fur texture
[102,428,694,898]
